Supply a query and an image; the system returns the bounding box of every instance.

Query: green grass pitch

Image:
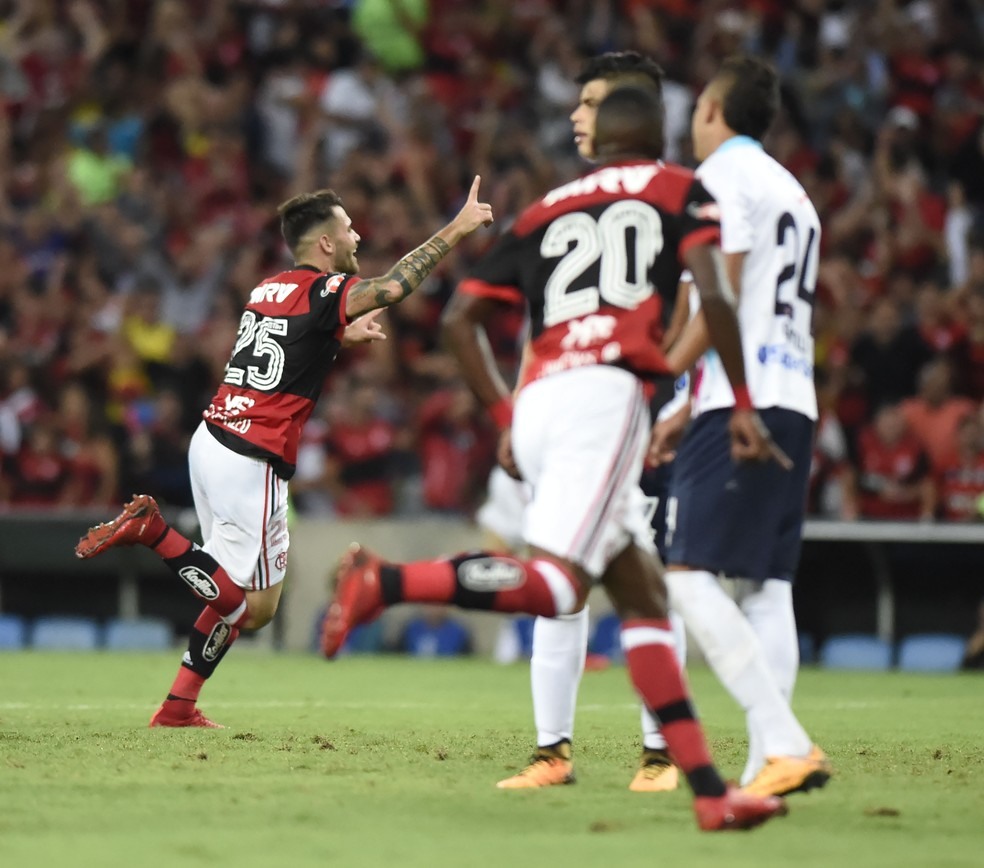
[1,651,981,868]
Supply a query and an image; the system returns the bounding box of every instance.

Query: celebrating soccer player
[75,180,493,727]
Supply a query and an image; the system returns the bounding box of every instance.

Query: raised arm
[344,176,493,320]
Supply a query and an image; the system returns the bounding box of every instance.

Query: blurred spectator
[57,381,118,507]
[4,416,73,508]
[352,0,428,76]
[808,371,850,517]
[67,125,131,205]
[952,284,984,400]
[321,380,403,518]
[842,402,935,521]
[936,411,984,522]
[417,381,496,513]
[124,388,194,508]
[2,0,984,528]
[401,608,472,657]
[849,297,933,412]
[900,357,976,473]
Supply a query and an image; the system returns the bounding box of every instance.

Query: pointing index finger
[469,174,481,201]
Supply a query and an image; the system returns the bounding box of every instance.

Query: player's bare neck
[595,148,660,164]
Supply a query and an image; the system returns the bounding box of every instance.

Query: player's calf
[321,545,586,658]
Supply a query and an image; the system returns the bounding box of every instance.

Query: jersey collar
[712,135,763,156]
[293,264,323,273]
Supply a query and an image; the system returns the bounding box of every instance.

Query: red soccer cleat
[320,544,385,658]
[149,703,224,729]
[694,785,787,831]
[75,494,164,559]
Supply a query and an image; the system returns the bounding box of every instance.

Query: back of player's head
[277,189,345,253]
[576,50,665,99]
[712,55,780,141]
[594,85,664,160]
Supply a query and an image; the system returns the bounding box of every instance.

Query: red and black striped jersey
[203,265,356,479]
[457,159,720,389]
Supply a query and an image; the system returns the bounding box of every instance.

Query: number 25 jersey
[203,265,357,479]
[457,159,721,390]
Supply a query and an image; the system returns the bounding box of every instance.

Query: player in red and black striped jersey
[321,86,787,831]
[76,181,493,729]
[455,157,719,392]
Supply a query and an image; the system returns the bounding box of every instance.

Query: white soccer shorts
[189,422,289,590]
[511,365,655,579]
[475,465,529,552]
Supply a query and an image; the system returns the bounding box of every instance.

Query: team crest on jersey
[321,274,345,297]
[275,550,288,571]
[458,557,525,592]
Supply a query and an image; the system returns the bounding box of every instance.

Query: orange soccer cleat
[694,785,787,831]
[320,544,386,658]
[75,494,164,559]
[496,742,575,789]
[628,748,680,792]
[742,744,832,798]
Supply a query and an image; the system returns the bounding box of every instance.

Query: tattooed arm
[345,176,493,321]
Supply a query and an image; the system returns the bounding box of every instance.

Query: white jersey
[693,137,819,421]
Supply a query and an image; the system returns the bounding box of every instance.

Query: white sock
[738,578,800,784]
[531,606,590,747]
[640,610,687,750]
[740,579,798,699]
[666,570,811,760]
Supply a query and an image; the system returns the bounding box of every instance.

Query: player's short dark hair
[277,189,345,252]
[575,50,665,98]
[713,55,780,141]
[594,85,664,160]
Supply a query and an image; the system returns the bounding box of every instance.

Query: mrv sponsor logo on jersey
[249,282,299,305]
[178,566,220,600]
[458,558,525,592]
[757,344,813,377]
[544,165,659,206]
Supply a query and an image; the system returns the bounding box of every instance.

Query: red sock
[621,618,724,796]
[168,667,206,704]
[165,608,241,707]
[151,527,192,560]
[387,552,578,617]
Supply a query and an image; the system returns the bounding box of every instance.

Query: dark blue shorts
[665,408,814,581]
[639,463,673,561]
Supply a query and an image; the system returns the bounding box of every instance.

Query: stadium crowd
[1,0,984,524]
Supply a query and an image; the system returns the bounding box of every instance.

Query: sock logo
[178,566,220,600]
[202,622,232,662]
[458,557,525,592]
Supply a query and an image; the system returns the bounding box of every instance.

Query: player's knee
[242,586,283,629]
